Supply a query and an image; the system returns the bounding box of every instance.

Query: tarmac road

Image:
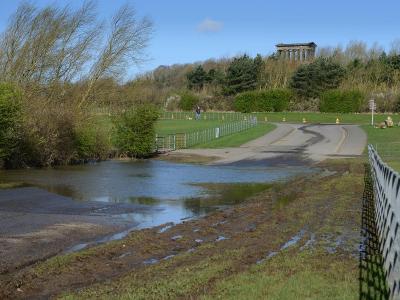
[173,123,367,166]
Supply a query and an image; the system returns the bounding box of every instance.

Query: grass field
[253,112,399,125]
[162,111,400,125]
[362,125,400,171]
[156,120,275,149]
[192,123,276,148]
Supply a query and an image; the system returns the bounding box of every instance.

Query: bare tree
[0,1,153,107]
[79,4,153,107]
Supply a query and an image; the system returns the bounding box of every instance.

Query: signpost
[369,99,376,126]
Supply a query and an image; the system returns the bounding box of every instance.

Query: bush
[178,91,199,111]
[75,119,112,162]
[320,90,364,113]
[258,89,292,112]
[234,89,292,112]
[234,91,258,112]
[24,107,79,166]
[0,83,22,164]
[114,105,159,158]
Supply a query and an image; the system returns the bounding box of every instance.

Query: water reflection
[0,159,313,228]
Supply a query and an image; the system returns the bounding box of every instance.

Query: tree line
[0,1,157,169]
[136,41,400,113]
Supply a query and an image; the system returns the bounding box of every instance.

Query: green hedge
[234,89,292,113]
[320,90,364,113]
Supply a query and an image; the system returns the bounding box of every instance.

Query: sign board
[369,99,376,126]
[369,99,376,111]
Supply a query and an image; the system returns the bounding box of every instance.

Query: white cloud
[197,18,223,33]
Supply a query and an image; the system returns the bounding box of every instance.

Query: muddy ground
[0,159,367,299]
[0,187,159,275]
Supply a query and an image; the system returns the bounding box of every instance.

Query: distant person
[195,105,201,120]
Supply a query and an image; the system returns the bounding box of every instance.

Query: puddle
[143,258,158,265]
[171,235,183,241]
[257,229,307,264]
[215,235,229,242]
[118,252,132,259]
[64,227,137,254]
[280,229,307,250]
[158,223,174,233]
[300,233,316,251]
[162,254,175,260]
[325,235,344,254]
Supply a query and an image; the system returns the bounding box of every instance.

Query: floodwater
[0,159,312,229]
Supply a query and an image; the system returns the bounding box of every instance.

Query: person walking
[195,105,201,120]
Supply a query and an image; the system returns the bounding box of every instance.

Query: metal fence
[155,118,258,152]
[368,145,400,299]
[160,111,256,122]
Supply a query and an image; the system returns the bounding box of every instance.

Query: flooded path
[0,160,311,225]
[0,159,312,273]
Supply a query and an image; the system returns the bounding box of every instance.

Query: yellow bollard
[264,116,268,122]
[282,117,286,122]
[302,118,307,124]
[336,117,340,124]
[222,115,224,121]
[172,114,174,119]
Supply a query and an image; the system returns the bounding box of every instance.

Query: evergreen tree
[290,58,345,98]
[224,54,264,95]
[186,66,208,90]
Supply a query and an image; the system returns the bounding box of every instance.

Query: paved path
[173,123,367,166]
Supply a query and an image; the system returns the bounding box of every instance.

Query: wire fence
[368,145,400,299]
[155,118,258,152]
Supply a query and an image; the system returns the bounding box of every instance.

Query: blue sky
[1,0,399,78]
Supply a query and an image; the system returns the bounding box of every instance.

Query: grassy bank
[193,123,275,148]
[0,159,366,299]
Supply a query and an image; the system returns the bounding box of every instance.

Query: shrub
[320,90,364,113]
[24,107,79,166]
[234,89,292,112]
[257,89,292,112]
[178,91,199,111]
[114,105,159,158]
[234,91,258,112]
[75,119,112,162]
[0,83,22,164]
